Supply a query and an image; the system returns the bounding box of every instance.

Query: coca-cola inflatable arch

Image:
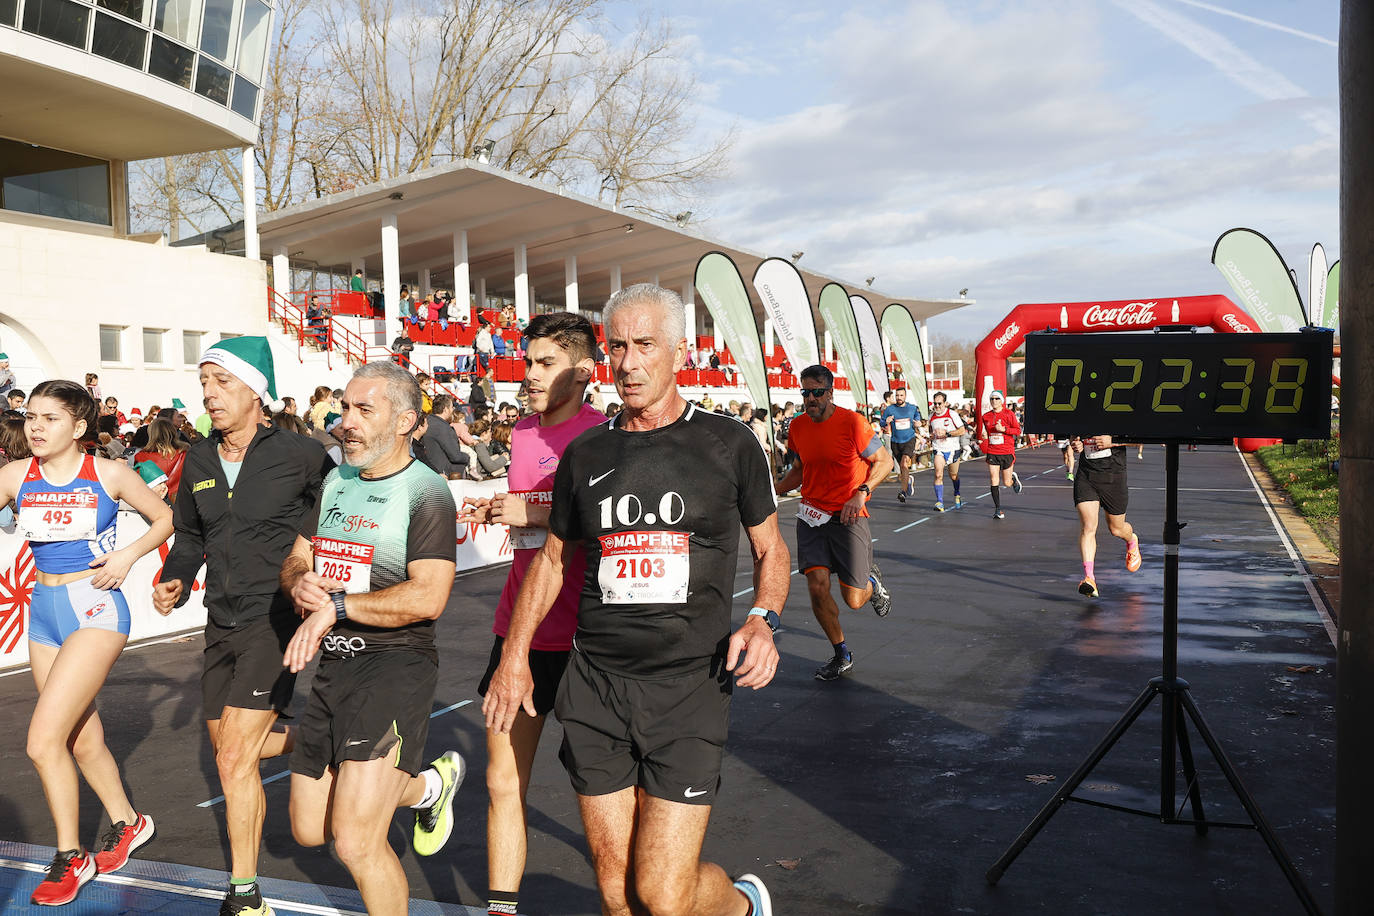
[972,295,1260,434]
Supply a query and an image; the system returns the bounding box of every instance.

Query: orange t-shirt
[787,406,877,515]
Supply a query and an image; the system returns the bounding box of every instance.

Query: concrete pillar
[476,277,487,314]
[271,245,289,298]
[765,318,776,357]
[514,243,530,322]
[453,230,470,310]
[610,265,622,295]
[918,320,931,366]
[110,159,129,236]
[382,213,400,341]
[824,330,834,362]
[243,148,259,261]
[420,268,431,299]
[351,258,365,283]
[565,255,580,313]
[682,280,696,347]
[1338,2,1374,910]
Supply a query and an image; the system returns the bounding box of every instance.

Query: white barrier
[0,478,512,672]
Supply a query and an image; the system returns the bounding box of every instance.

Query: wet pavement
[0,445,1335,914]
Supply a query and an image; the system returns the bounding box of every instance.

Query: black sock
[991,485,1001,508]
[833,640,850,659]
[488,891,519,915]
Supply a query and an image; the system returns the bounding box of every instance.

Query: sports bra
[15,455,119,575]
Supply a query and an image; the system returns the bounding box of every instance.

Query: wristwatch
[331,591,348,622]
[748,607,781,632]
[856,484,871,495]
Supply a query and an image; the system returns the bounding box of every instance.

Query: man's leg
[1077,501,1101,567]
[932,452,946,507]
[329,757,414,916]
[208,707,283,881]
[805,568,844,643]
[1106,511,1141,572]
[632,793,748,916]
[487,712,547,895]
[288,769,336,849]
[578,788,642,916]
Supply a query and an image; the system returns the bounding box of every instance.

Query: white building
[0,0,272,406]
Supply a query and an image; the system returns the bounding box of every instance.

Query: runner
[927,391,966,511]
[154,337,333,916]
[1071,435,1142,597]
[280,361,460,916]
[773,364,894,682]
[5,380,173,905]
[459,312,603,916]
[879,386,922,503]
[979,390,1022,520]
[483,284,790,916]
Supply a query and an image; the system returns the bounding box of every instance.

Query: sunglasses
[800,387,831,398]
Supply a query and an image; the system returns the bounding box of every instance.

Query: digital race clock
[1022,328,1333,442]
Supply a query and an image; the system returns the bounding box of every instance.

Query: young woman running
[4,380,173,906]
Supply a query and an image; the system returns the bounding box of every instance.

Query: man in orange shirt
[774,365,895,681]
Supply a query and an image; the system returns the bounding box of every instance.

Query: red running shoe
[31,849,95,906]
[94,812,156,873]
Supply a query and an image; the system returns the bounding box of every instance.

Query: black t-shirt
[1080,445,1127,474]
[550,403,778,679]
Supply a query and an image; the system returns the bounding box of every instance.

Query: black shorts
[891,438,919,462]
[985,453,1016,469]
[556,649,731,805]
[795,514,873,590]
[291,650,437,778]
[479,635,570,717]
[1074,467,1129,516]
[202,614,299,720]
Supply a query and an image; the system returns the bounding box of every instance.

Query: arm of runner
[89,459,174,590]
[483,532,576,733]
[457,496,493,525]
[773,458,803,497]
[488,491,548,529]
[280,534,338,617]
[727,512,790,689]
[840,442,894,525]
[331,558,457,626]
[157,463,207,610]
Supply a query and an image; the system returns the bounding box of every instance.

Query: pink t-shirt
[493,403,608,649]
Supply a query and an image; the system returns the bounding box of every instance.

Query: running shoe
[994,509,1005,520]
[31,849,95,906]
[413,750,466,857]
[93,812,155,873]
[869,563,892,617]
[953,495,963,510]
[1066,471,1074,482]
[897,489,906,503]
[733,873,774,916]
[905,479,916,498]
[1126,536,1142,573]
[1078,577,1099,598]
[934,501,945,512]
[814,654,854,681]
[220,885,273,916]
[1011,472,1023,494]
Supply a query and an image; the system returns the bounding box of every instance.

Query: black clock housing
[1023,327,1333,442]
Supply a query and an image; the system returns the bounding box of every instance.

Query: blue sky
[611,0,1340,342]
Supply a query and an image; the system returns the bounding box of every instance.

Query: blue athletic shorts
[29,579,131,648]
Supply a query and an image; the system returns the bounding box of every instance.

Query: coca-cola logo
[1221,313,1250,332]
[1082,301,1157,329]
[994,322,1019,349]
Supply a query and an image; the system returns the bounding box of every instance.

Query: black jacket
[423,417,468,477]
[162,424,333,625]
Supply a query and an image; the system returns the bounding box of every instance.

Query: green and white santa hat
[134,460,168,489]
[199,336,279,406]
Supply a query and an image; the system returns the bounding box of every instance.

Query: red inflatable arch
[972,295,1260,434]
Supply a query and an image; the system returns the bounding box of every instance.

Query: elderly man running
[484,284,790,916]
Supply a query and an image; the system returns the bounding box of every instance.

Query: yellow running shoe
[413,750,466,857]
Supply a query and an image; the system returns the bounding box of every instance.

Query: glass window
[22,0,90,49]
[100,326,124,363]
[229,77,257,120]
[143,328,164,364]
[182,331,202,365]
[0,0,17,28]
[3,164,110,225]
[198,0,233,60]
[153,0,198,45]
[92,12,146,67]
[97,0,145,24]
[148,34,194,87]
[195,55,230,104]
[235,0,268,81]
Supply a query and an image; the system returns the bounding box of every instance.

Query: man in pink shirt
[459,312,603,916]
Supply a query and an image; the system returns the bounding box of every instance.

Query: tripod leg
[986,683,1160,885]
[1178,692,1323,916]
[1173,696,1208,836]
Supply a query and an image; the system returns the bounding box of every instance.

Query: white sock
[410,768,443,809]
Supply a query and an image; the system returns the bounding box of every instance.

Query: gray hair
[352,361,422,426]
[603,283,686,344]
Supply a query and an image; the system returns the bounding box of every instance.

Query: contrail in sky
[1172,0,1337,47]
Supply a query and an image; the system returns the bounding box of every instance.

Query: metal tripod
[985,444,1322,915]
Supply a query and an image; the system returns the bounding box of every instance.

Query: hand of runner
[152,578,182,615]
[840,491,866,525]
[482,657,537,734]
[727,617,778,690]
[284,606,334,673]
[291,570,339,617]
[88,548,136,590]
[488,492,529,528]
[457,496,493,524]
